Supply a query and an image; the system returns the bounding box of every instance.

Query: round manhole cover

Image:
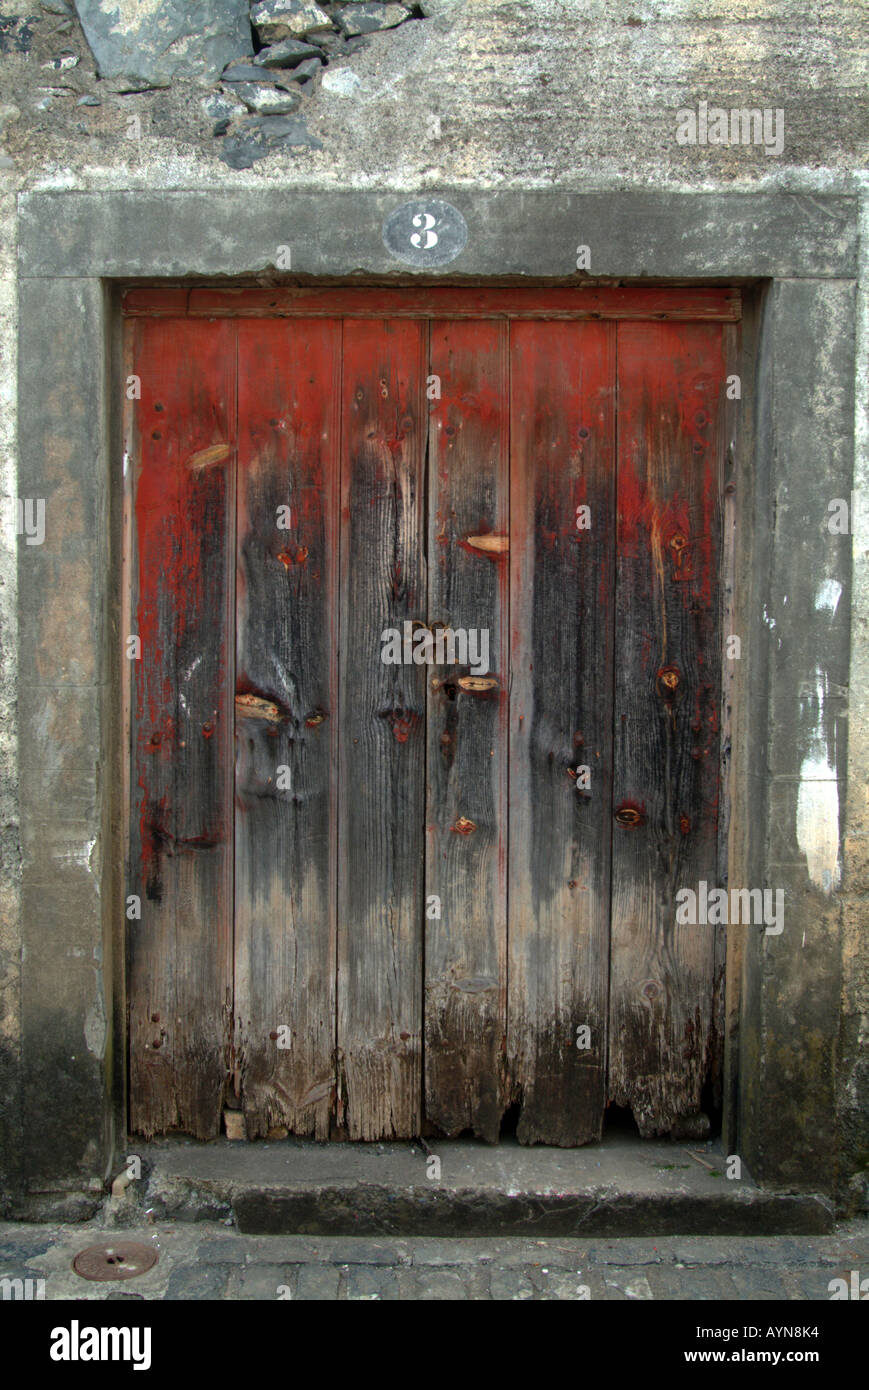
[72,1242,158,1282]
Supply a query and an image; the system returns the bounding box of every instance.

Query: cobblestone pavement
[1,1219,867,1300]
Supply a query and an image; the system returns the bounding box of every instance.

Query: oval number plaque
[382,198,469,268]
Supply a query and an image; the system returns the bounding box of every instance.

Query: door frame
[15,187,857,1196]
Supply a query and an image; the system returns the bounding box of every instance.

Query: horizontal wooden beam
[123,286,741,321]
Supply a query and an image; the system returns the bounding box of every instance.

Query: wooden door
[124,287,737,1143]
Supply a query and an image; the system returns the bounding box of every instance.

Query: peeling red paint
[132,318,234,894]
[127,297,729,1144]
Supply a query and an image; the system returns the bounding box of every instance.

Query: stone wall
[0,0,867,1214]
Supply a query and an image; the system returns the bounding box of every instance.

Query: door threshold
[127,1133,833,1237]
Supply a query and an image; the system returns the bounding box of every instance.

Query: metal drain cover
[73,1242,158,1282]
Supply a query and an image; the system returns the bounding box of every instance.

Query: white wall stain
[63,836,97,868]
[814,579,843,614]
[84,997,107,1058]
[796,669,842,894]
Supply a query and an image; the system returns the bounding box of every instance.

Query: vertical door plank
[127,317,236,1138]
[609,321,725,1135]
[234,319,341,1139]
[424,320,509,1141]
[508,320,615,1144]
[338,319,427,1139]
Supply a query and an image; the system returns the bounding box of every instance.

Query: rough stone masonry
[0,0,867,1221]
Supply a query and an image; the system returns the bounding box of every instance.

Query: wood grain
[124,297,731,1146]
[233,318,341,1139]
[337,319,427,1139]
[424,319,509,1140]
[508,320,616,1144]
[124,287,741,323]
[127,317,235,1138]
[608,320,725,1135]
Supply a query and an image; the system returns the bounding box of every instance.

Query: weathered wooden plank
[127,317,236,1138]
[233,319,341,1139]
[608,320,725,1135]
[337,318,427,1139]
[507,320,615,1144]
[424,319,509,1141]
[710,319,740,1132]
[124,288,192,316]
[720,318,742,1145]
[124,287,741,322]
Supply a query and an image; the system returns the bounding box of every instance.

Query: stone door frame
[16,189,857,1201]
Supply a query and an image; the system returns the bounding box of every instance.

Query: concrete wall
[1,0,867,1215]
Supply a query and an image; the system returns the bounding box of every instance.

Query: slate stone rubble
[250,1,334,42]
[320,67,362,95]
[57,0,425,166]
[221,62,279,83]
[233,82,302,114]
[253,38,322,67]
[307,30,355,54]
[228,55,325,84]
[283,58,324,80]
[220,113,323,169]
[41,53,79,72]
[334,4,411,38]
[71,1,253,86]
[202,90,248,136]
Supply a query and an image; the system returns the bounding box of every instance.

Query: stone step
[125,1135,835,1238]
